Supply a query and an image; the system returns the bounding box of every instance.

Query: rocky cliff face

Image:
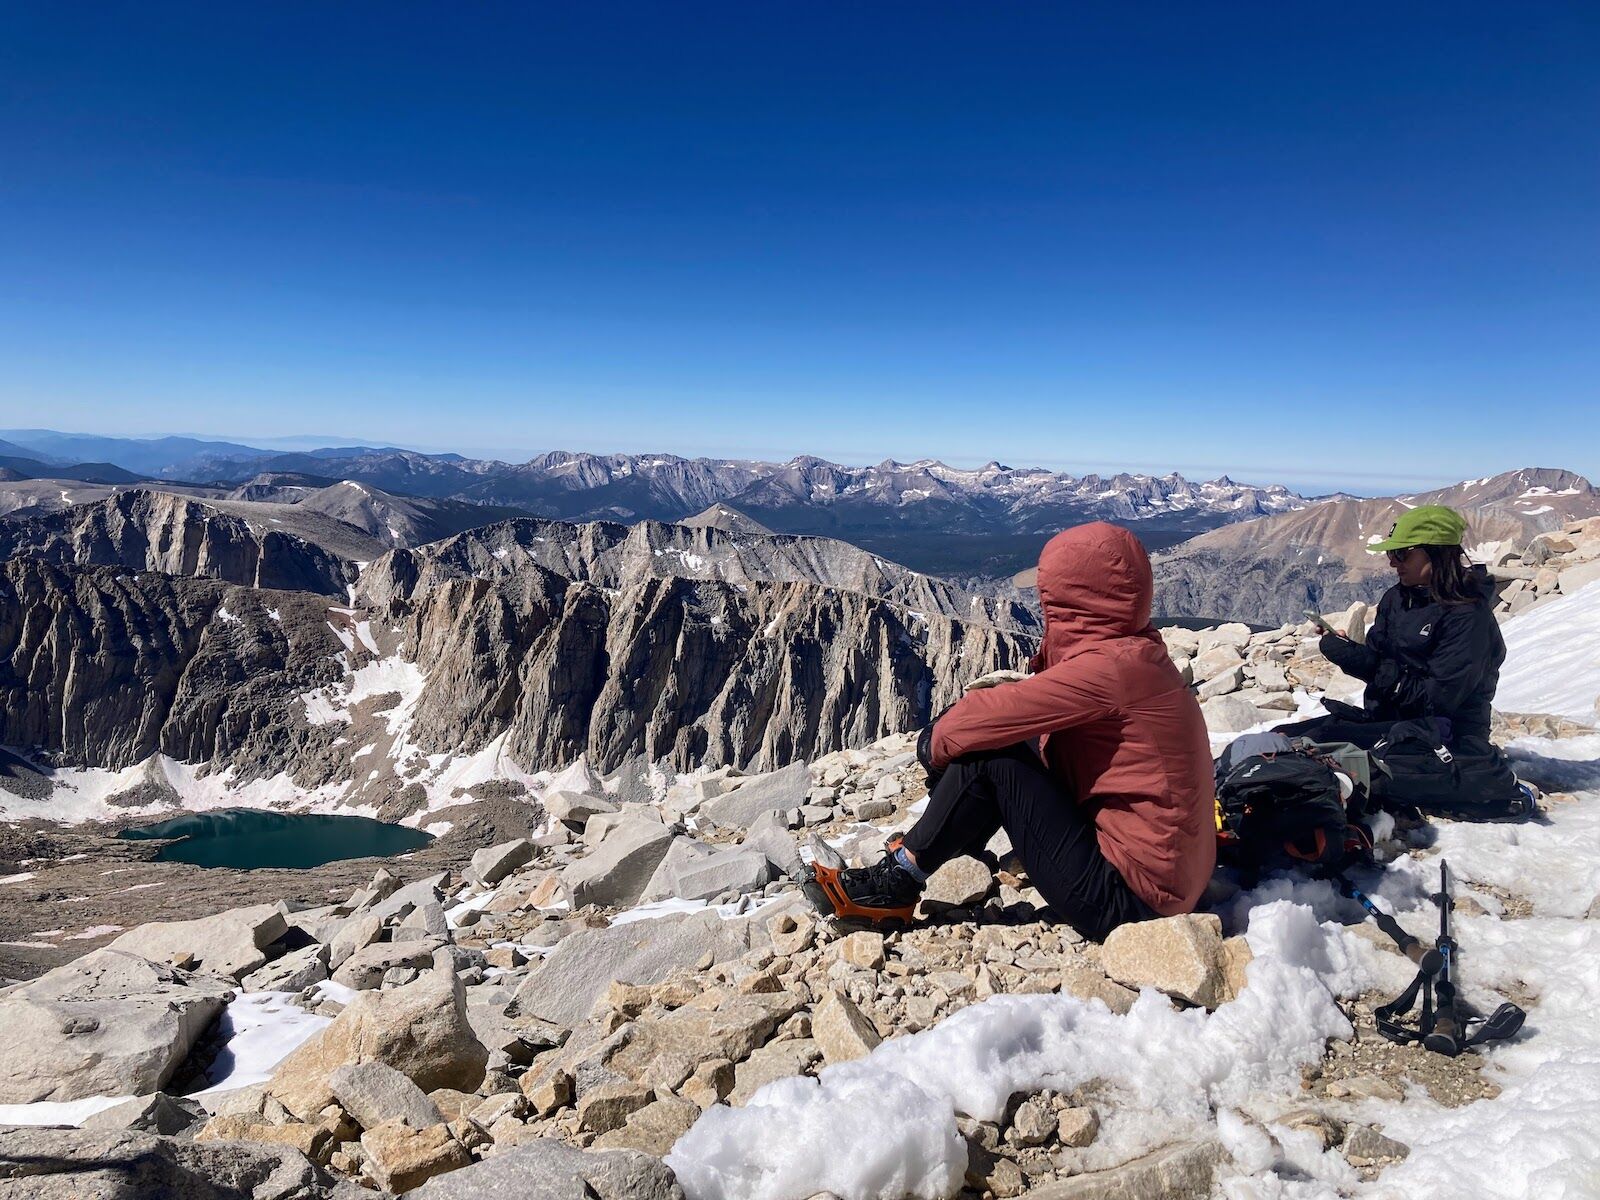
[343,518,1037,781]
[362,560,1031,780]
[1,516,1037,816]
[0,489,356,596]
[0,558,346,775]
[356,517,1039,633]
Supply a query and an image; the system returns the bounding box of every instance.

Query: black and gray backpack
[1215,733,1375,878]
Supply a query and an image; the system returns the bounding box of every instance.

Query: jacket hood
[1035,522,1159,665]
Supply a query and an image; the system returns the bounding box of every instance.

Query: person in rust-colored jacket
[824,522,1216,939]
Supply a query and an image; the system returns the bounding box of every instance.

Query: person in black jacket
[1276,505,1532,815]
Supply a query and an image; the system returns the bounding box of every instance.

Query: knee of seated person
[994,743,1055,777]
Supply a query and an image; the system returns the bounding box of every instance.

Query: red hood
[1035,522,1159,666]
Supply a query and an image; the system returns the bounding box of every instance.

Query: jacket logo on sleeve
[1418,623,1432,638]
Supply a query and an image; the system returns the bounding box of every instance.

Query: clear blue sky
[2,3,1596,492]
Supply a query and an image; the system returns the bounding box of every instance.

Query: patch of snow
[0,1094,132,1127]
[215,605,241,625]
[611,894,785,928]
[1496,581,1600,722]
[669,901,1362,1200]
[196,991,332,1095]
[301,689,350,726]
[0,751,359,824]
[394,730,548,822]
[312,979,360,1007]
[266,607,282,623]
[65,924,123,939]
[0,872,36,884]
[301,654,426,732]
[610,898,715,926]
[541,755,604,797]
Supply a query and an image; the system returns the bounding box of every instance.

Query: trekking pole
[1339,876,1443,974]
[1353,861,1526,1054]
[1419,862,1527,1055]
[1423,862,1463,1055]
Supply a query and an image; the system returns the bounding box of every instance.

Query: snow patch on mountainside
[0,754,361,824]
[1496,580,1600,723]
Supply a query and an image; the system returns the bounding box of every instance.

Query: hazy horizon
[10,423,1588,498]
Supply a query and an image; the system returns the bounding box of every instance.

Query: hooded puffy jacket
[928,523,1216,916]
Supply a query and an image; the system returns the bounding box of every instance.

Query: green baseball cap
[1368,504,1467,553]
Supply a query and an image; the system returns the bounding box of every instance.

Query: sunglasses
[1385,547,1419,564]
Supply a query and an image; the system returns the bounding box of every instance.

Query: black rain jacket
[1319,567,1504,741]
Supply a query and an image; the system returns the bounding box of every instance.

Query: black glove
[1371,657,1402,702]
[917,720,946,790]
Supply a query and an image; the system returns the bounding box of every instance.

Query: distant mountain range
[0,430,1311,577]
[7,431,1595,627]
[1151,467,1600,624]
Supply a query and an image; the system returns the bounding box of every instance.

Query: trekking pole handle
[1425,976,1464,1056]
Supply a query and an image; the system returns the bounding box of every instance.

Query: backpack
[1369,720,1535,819]
[1216,740,1374,878]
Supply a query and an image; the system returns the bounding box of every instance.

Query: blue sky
[1,3,1596,492]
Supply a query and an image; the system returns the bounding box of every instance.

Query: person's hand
[964,669,1028,693]
[916,722,946,789]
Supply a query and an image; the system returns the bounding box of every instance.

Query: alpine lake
[117,808,434,870]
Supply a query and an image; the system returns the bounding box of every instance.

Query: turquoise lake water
[118,808,433,869]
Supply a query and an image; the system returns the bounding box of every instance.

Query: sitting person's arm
[928,660,1111,769]
[1319,631,1380,681]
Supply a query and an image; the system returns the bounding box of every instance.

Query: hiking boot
[802,836,923,928]
[839,850,925,909]
[1512,780,1540,817]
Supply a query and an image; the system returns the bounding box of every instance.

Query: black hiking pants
[901,743,1157,941]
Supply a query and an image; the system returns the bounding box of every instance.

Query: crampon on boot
[801,834,922,929]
